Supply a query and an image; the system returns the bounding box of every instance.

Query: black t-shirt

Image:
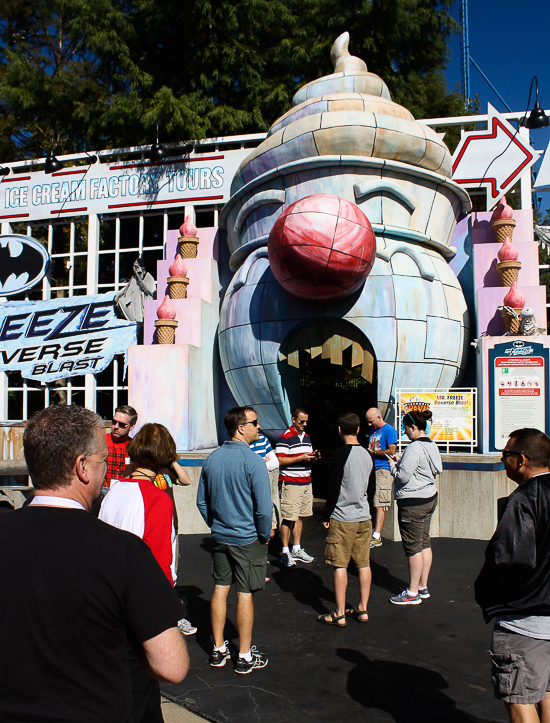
[0,506,183,723]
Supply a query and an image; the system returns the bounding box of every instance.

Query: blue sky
[444,0,550,214]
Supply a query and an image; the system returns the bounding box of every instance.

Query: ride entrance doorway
[278,318,377,497]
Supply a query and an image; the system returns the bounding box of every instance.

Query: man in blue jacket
[197,406,272,674]
[475,428,550,723]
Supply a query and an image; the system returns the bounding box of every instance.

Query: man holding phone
[276,408,321,567]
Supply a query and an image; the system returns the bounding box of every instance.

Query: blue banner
[0,292,137,382]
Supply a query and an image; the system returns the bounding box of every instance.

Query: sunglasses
[501,450,526,459]
[112,419,130,429]
[242,419,259,427]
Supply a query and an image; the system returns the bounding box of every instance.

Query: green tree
[0,0,466,157]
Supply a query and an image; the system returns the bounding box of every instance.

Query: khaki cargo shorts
[280,482,313,521]
[373,468,393,509]
[324,518,372,568]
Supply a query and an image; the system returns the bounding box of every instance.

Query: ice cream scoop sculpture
[218,32,471,431]
[155,295,178,343]
[491,196,516,244]
[167,254,189,299]
[496,237,521,286]
[178,215,199,259]
[501,282,526,334]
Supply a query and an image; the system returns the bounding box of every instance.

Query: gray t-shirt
[323,444,373,523]
[497,614,550,640]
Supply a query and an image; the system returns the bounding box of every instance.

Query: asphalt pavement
[164,512,504,723]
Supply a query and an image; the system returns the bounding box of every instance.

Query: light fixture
[150,125,166,162]
[45,150,63,174]
[519,76,549,129]
[150,141,166,161]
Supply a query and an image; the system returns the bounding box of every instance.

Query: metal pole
[460,0,470,102]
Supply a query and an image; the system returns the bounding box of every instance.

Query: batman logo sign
[0,234,49,296]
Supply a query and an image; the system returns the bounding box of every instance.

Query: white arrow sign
[451,104,539,210]
[533,139,550,188]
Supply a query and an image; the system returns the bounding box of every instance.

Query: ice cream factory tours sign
[0,149,251,222]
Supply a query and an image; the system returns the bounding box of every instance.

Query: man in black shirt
[475,428,550,723]
[0,404,188,723]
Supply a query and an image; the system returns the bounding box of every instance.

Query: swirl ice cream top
[218,33,471,432]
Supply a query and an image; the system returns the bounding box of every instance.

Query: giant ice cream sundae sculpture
[218,33,471,431]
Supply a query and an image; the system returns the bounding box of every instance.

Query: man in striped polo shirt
[276,408,321,567]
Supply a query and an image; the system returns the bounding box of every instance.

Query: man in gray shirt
[318,412,373,627]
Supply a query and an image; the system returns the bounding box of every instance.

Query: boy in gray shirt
[318,412,373,627]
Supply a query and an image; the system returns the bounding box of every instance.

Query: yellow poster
[399,392,474,442]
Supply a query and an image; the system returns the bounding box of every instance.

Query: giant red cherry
[267,194,376,301]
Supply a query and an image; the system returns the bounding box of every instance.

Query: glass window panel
[141,248,163,279]
[196,209,214,227]
[119,216,140,249]
[26,389,46,417]
[167,212,186,230]
[143,214,164,248]
[7,391,23,419]
[50,256,69,290]
[99,253,116,286]
[73,254,88,287]
[100,217,116,250]
[74,222,88,253]
[51,224,70,255]
[119,252,136,285]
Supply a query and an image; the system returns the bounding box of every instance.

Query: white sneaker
[280,551,296,567]
[291,548,314,563]
[177,617,197,635]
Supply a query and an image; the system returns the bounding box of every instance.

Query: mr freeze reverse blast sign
[0,293,137,382]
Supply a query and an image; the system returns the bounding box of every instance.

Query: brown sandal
[317,611,347,627]
[345,608,369,623]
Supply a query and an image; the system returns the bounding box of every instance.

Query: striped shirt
[249,433,273,460]
[275,427,312,485]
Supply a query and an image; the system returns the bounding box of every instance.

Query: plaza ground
[164,509,505,723]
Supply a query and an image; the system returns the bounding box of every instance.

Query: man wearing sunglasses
[475,428,550,723]
[197,406,272,674]
[276,408,321,567]
[105,405,138,488]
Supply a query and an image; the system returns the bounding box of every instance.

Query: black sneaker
[234,646,268,674]
[209,642,231,668]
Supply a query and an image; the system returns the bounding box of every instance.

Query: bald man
[365,408,397,548]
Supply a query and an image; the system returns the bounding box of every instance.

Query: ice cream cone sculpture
[491,196,516,244]
[496,237,521,286]
[155,295,178,344]
[501,282,526,334]
[177,215,199,259]
[167,255,189,299]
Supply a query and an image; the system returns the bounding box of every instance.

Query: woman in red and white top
[99,423,194,628]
